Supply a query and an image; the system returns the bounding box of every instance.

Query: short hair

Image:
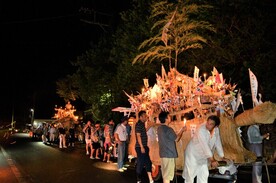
[121,116,129,123]
[159,111,169,124]
[138,110,146,118]
[207,115,220,126]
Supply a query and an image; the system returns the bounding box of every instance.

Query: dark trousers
[135,146,152,181]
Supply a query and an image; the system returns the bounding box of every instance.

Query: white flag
[161,65,167,80]
[193,66,199,82]
[161,9,176,46]
[234,91,241,113]
[248,69,258,107]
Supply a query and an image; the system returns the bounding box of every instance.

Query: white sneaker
[122,167,127,170]
[86,151,89,155]
[118,168,124,172]
[90,157,95,159]
[150,180,154,183]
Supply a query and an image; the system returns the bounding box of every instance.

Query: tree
[56,75,79,102]
[132,1,215,69]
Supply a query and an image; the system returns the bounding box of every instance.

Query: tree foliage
[132,1,216,69]
[56,75,79,102]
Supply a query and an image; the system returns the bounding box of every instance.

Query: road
[0,132,275,183]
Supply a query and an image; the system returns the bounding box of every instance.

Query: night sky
[0,0,130,126]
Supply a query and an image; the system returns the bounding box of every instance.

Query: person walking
[135,110,154,183]
[41,123,49,144]
[182,115,229,183]
[68,124,76,147]
[58,123,67,148]
[83,121,93,156]
[102,124,113,163]
[48,124,57,145]
[91,122,101,159]
[247,124,270,183]
[157,111,186,183]
[114,116,129,172]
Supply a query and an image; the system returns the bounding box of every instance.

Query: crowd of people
[32,117,132,170]
[30,110,274,183]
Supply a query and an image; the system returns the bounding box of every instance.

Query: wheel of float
[152,164,162,181]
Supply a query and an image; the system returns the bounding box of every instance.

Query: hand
[141,146,145,153]
[263,133,269,139]
[181,126,187,132]
[210,160,219,168]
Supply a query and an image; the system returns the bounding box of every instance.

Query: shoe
[95,157,100,159]
[124,164,130,167]
[122,167,127,170]
[63,146,67,148]
[150,180,154,183]
[137,181,141,183]
[59,146,62,148]
[106,160,111,163]
[118,168,124,172]
[102,159,106,162]
[86,151,89,155]
[90,157,95,159]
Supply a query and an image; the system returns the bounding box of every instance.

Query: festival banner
[193,66,199,82]
[248,69,258,107]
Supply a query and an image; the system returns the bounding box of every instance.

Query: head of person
[138,110,147,122]
[104,124,109,132]
[206,115,220,131]
[95,121,101,129]
[121,116,129,126]
[158,111,170,124]
[108,118,114,126]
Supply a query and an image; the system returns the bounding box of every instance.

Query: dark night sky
[0,0,130,125]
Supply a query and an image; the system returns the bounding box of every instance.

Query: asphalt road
[0,133,275,183]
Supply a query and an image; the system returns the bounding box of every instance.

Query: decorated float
[53,101,79,129]
[124,66,276,179]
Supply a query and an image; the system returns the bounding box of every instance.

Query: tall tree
[132,1,215,69]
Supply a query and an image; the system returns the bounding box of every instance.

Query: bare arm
[175,126,187,142]
[114,132,121,144]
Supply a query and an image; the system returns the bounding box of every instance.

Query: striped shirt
[135,120,148,147]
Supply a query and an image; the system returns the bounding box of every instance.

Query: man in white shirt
[182,115,228,183]
[114,116,129,172]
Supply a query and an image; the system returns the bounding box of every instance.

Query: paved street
[0,132,275,183]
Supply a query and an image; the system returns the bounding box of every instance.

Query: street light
[30,108,34,126]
